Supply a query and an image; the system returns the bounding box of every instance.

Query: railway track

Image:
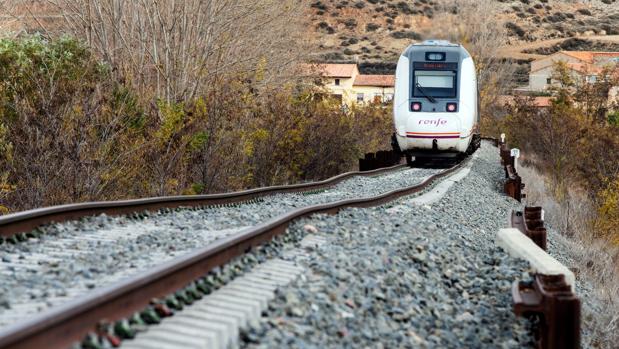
[0,141,582,349]
[0,161,461,349]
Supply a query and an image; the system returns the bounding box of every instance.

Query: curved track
[0,165,409,238]
[0,160,469,349]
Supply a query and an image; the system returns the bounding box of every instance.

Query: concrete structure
[529,51,619,91]
[304,63,395,105]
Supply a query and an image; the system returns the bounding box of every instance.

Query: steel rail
[0,159,468,349]
[0,164,406,238]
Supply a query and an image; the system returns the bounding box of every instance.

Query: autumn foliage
[0,36,392,213]
[491,62,619,241]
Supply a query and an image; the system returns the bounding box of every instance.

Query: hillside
[308,0,619,72]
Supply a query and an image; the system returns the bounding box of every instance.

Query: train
[391,40,481,165]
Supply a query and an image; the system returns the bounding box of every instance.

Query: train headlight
[446,103,458,112]
[411,102,422,112]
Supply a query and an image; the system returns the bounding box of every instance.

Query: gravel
[241,142,536,348]
[0,166,440,328]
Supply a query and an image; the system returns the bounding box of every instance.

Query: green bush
[0,35,394,212]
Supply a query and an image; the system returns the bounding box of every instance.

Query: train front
[392,41,478,159]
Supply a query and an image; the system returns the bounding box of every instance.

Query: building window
[357,93,364,103]
[384,93,394,102]
[334,78,340,86]
[587,75,597,83]
[546,78,551,84]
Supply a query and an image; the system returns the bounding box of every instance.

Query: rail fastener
[511,207,547,251]
[513,274,581,349]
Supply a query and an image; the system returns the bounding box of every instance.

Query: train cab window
[413,70,456,98]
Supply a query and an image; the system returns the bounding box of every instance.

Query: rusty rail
[0,159,468,349]
[0,164,407,238]
[359,150,401,171]
[513,274,581,349]
[510,207,547,250]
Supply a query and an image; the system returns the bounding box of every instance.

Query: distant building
[303,63,395,105]
[528,51,619,91]
[352,74,395,104]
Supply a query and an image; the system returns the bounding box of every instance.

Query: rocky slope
[308,0,619,72]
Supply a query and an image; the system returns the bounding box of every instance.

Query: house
[529,51,619,91]
[353,74,395,104]
[304,63,395,105]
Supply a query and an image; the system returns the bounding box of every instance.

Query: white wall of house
[351,86,395,104]
[529,66,555,91]
[529,53,585,91]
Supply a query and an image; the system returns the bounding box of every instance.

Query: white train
[391,40,480,165]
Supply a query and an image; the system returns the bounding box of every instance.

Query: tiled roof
[301,63,358,78]
[566,63,603,74]
[353,74,395,87]
[531,50,619,73]
[561,51,619,63]
[561,51,595,63]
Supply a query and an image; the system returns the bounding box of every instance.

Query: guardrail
[498,210,581,349]
[513,274,581,349]
[510,207,547,251]
[498,137,525,202]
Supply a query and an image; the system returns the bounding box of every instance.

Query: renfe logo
[418,119,447,126]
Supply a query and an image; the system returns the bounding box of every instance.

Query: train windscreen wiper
[415,83,437,103]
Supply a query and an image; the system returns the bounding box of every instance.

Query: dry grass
[518,164,619,348]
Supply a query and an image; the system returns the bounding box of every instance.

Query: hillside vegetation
[308,0,619,69]
[0,1,395,213]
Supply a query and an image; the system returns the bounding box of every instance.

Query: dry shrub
[502,62,619,208]
[499,62,619,347]
[519,165,619,348]
[0,36,394,212]
[43,0,308,102]
[0,36,146,209]
[596,177,619,243]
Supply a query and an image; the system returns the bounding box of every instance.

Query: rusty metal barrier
[505,165,525,202]
[500,143,513,168]
[496,136,525,202]
[513,274,581,349]
[511,207,548,250]
[359,150,401,171]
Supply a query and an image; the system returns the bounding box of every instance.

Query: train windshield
[413,70,456,98]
